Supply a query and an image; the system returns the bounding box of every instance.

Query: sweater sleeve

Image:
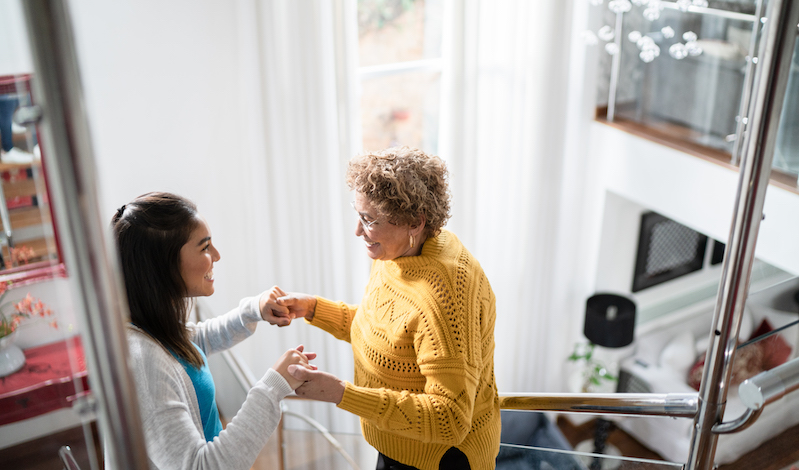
[307,296,359,343]
[189,296,262,355]
[337,295,484,445]
[133,330,293,470]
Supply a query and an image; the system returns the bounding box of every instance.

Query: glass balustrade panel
[593,1,758,158]
[774,36,799,179]
[497,443,684,470]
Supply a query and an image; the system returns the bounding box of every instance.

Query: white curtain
[439,0,600,394]
[210,0,602,433]
[226,0,368,434]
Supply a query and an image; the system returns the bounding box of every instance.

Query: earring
[409,234,414,248]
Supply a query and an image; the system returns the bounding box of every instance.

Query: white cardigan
[120,296,292,470]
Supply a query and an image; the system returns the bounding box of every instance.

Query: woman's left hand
[287,365,346,404]
[258,286,294,326]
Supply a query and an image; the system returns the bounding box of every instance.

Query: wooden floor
[557,417,799,470]
[0,422,102,470]
[3,417,799,470]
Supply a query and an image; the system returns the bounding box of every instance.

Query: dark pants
[376,447,470,470]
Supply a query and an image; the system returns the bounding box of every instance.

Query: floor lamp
[579,293,636,470]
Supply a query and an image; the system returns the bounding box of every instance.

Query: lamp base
[575,440,622,470]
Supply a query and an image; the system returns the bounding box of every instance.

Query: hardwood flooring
[0,422,102,470]
[556,416,799,470]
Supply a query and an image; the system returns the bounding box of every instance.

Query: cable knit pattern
[311,230,500,470]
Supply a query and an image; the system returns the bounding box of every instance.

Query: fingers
[271,305,291,318]
[271,285,287,297]
[287,364,310,380]
[260,289,295,326]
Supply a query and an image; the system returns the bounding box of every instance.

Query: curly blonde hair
[346,147,451,238]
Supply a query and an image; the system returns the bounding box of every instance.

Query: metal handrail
[499,392,698,418]
[739,355,799,411]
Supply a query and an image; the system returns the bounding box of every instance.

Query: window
[357,0,443,153]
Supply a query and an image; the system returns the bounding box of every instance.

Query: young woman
[112,191,314,470]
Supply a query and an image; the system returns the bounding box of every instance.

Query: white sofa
[615,283,799,465]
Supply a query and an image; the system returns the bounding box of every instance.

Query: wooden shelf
[0,207,46,231]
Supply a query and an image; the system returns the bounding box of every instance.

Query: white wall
[591,122,799,277]
[0,0,32,75]
[68,0,264,313]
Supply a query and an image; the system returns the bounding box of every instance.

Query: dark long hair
[111,192,204,368]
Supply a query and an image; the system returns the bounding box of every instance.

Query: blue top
[171,343,223,441]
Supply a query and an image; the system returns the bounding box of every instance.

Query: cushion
[659,330,696,375]
[687,318,792,391]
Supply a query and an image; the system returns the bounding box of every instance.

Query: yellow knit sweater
[310,230,501,470]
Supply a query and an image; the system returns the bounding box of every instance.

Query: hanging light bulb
[636,35,656,50]
[669,43,688,59]
[608,0,632,13]
[661,26,675,39]
[683,31,698,42]
[640,49,657,63]
[639,38,661,62]
[676,0,692,11]
[628,30,643,43]
[582,30,600,46]
[598,25,616,41]
[643,5,661,21]
[605,42,621,55]
[685,40,703,56]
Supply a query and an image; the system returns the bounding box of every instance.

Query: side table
[0,336,89,426]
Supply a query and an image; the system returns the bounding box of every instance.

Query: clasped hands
[260,286,345,405]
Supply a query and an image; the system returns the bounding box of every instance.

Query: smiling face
[179,216,221,297]
[353,192,424,261]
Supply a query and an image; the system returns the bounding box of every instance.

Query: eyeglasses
[350,201,379,231]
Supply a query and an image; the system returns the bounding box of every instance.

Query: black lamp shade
[584,294,636,348]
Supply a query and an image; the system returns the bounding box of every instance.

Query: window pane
[774,37,799,177]
[358,0,443,67]
[360,70,440,153]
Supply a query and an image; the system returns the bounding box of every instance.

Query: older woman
[269,147,501,470]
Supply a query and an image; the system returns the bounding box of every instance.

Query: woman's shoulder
[422,230,483,272]
[126,326,174,366]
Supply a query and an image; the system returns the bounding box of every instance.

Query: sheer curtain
[439,0,600,394]
[227,0,368,434]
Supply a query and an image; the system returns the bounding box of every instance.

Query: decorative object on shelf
[5,244,34,269]
[583,0,707,63]
[0,281,57,377]
[0,329,24,377]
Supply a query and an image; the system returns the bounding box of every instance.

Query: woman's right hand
[272,344,317,390]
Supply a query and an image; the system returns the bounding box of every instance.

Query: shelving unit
[0,161,58,269]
